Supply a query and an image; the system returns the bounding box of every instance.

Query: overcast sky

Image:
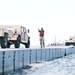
[0,0,75,46]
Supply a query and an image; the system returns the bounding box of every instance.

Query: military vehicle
[65,36,75,46]
[0,25,30,48]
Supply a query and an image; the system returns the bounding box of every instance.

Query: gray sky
[0,0,75,46]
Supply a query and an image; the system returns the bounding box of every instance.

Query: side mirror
[28,29,29,33]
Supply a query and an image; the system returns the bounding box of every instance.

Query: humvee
[0,25,30,48]
[65,36,75,46]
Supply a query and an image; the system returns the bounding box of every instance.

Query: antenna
[55,36,56,46]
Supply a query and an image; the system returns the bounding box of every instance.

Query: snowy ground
[6,53,75,75]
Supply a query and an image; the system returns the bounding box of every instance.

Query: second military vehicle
[65,35,75,46]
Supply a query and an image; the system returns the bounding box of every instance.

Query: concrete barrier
[0,46,75,74]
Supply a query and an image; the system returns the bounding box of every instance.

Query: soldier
[38,27,45,48]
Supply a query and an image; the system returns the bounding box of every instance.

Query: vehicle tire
[25,38,30,48]
[14,36,21,48]
[1,37,8,48]
[65,43,69,46]
[74,43,75,46]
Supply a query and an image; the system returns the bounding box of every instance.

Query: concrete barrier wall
[0,46,75,74]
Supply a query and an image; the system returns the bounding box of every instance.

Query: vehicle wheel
[25,39,30,48]
[68,43,70,46]
[74,43,75,46]
[1,37,8,48]
[65,43,68,46]
[14,36,21,48]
